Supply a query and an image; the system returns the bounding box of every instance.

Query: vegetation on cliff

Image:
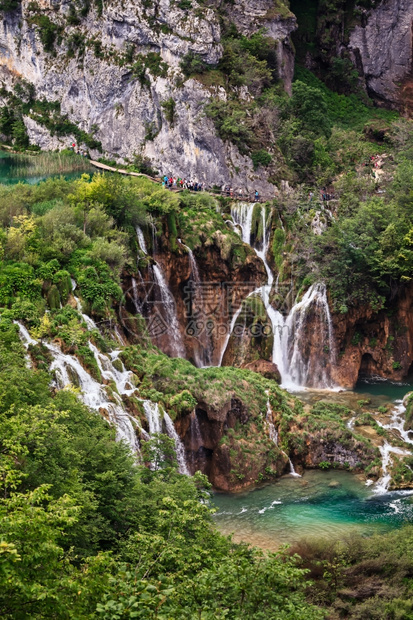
[0,315,325,619]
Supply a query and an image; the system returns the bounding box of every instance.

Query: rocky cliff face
[293,0,413,112]
[330,283,413,388]
[349,0,413,111]
[175,398,287,491]
[122,223,266,365]
[0,0,296,191]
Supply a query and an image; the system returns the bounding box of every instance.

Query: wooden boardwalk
[90,160,275,203]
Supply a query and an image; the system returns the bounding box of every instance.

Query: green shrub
[251,149,272,169]
[180,52,210,77]
[161,97,176,125]
[29,14,59,53]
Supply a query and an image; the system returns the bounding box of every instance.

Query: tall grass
[6,150,92,179]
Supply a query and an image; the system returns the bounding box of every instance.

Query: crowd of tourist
[162,176,206,191]
[162,176,262,201]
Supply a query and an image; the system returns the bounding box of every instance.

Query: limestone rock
[349,0,413,109]
[0,0,296,191]
[243,359,281,383]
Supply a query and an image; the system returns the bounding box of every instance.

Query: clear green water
[213,382,413,550]
[213,470,413,551]
[355,378,413,402]
[0,150,91,185]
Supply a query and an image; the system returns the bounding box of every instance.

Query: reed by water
[2,149,92,179]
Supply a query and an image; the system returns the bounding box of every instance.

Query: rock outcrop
[349,0,413,111]
[330,283,413,388]
[122,224,267,365]
[0,0,296,191]
[176,398,287,491]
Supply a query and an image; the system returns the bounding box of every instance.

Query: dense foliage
[0,162,413,617]
[0,319,325,619]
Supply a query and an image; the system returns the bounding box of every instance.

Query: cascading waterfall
[381,401,413,446]
[179,240,213,367]
[231,203,255,245]
[223,203,337,389]
[14,320,36,348]
[373,400,413,494]
[189,410,203,462]
[142,400,163,435]
[15,321,190,473]
[164,412,190,475]
[14,320,36,367]
[142,400,189,474]
[71,279,98,331]
[136,225,148,255]
[135,227,186,359]
[113,325,126,346]
[265,396,300,477]
[375,442,411,494]
[282,282,336,389]
[131,276,141,314]
[183,243,200,283]
[266,398,278,445]
[152,264,186,358]
[46,341,141,453]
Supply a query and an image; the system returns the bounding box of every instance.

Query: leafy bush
[28,14,60,53]
[251,149,272,169]
[180,52,210,77]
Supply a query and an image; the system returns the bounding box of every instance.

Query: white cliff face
[0,0,296,192]
[349,0,413,108]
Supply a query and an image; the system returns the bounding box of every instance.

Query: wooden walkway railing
[90,160,275,203]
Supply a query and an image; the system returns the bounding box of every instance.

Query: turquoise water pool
[213,382,413,550]
[212,469,413,550]
[355,377,413,401]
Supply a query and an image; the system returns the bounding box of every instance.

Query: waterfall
[164,412,190,475]
[88,343,134,395]
[183,243,200,282]
[265,396,300,477]
[231,203,255,245]
[288,458,301,477]
[14,321,36,368]
[282,283,336,389]
[190,410,203,452]
[142,400,189,474]
[14,320,140,454]
[14,320,36,348]
[136,225,148,254]
[371,401,413,494]
[380,401,413,446]
[153,264,186,358]
[15,321,190,474]
[113,325,126,346]
[223,203,337,389]
[71,279,98,331]
[47,341,141,453]
[131,276,141,313]
[135,225,186,359]
[347,417,356,430]
[143,400,163,434]
[374,442,410,494]
[218,303,246,367]
[266,398,278,445]
[180,242,213,368]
